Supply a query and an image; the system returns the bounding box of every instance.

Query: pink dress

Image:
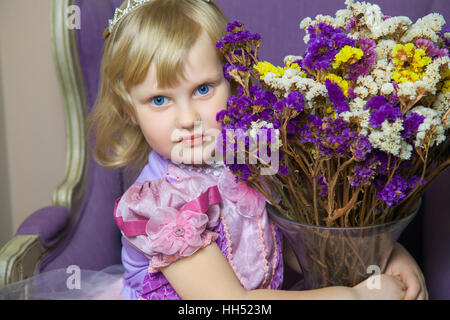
[115,151,284,299]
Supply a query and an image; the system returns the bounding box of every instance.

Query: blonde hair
[87,0,228,172]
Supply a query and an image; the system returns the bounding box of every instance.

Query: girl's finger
[417,291,426,300]
[424,288,429,300]
[403,280,420,300]
[416,273,428,300]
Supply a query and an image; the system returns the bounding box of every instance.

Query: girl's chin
[168,139,219,165]
[168,151,212,165]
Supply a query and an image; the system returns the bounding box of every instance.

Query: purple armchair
[0,0,448,299]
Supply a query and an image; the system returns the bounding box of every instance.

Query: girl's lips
[181,134,204,146]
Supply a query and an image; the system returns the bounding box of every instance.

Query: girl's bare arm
[161,242,405,300]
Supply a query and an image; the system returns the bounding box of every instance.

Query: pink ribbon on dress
[114,185,222,237]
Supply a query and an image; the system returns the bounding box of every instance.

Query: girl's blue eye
[196,84,211,96]
[151,96,167,106]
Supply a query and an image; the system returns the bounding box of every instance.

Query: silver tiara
[107,0,212,34]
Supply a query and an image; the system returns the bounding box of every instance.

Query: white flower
[362,4,383,36]
[303,34,310,44]
[284,55,303,65]
[346,0,372,17]
[401,13,445,43]
[333,9,352,29]
[432,92,450,119]
[368,119,405,156]
[375,40,396,60]
[293,78,328,102]
[422,56,450,94]
[371,17,412,40]
[357,75,379,96]
[398,141,413,160]
[411,106,446,148]
[354,86,369,99]
[300,17,312,30]
[314,14,335,26]
[348,32,361,40]
[340,98,371,135]
[420,13,446,32]
[371,59,393,87]
[249,121,282,150]
[381,83,395,95]
[397,81,432,100]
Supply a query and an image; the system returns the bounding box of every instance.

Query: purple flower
[373,150,395,175]
[325,79,349,114]
[313,174,329,196]
[351,135,371,161]
[297,123,317,145]
[376,175,425,206]
[369,104,402,128]
[281,91,305,112]
[365,95,401,128]
[301,23,355,71]
[345,17,356,32]
[311,117,364,159]
[226,21,243,32]
[223,63,249,81]
[416,38,448,59]
[349,166,375,187]
[439,26,450,49]
[219,30,261,47]
[279,165,290,176]
[401,112,426,140]
[407,175,426,190]
[302,37,338,70]
[219,21,260,47]
[376,175,409,206]
[387,92,400,106]
[347,87,357,99]
[346,37,378,81]
[365,95,387,110]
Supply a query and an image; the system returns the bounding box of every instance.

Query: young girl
[89,0,428,300]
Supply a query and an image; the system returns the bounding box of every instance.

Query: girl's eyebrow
[191,73,223,87]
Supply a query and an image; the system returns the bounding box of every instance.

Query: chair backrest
[40,0,450,280]
[39,0,127,272]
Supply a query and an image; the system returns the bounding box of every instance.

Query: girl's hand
[385,243,429,300]
[353,274,406,300]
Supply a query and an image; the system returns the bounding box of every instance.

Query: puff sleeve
[114,177,222,272]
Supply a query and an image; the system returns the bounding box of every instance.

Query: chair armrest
[0,235,44,286]
[16,206,70,249]
[0,206,70,286]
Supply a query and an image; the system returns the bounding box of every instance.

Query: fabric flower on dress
[146,208,211,257]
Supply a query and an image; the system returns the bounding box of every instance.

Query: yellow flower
[323,73,349,97]
[254,60,306,80]
[326,105,336,118]
[391,43,432,83]
[440,68,450,93]
[442,80,450,93]
[254,61,284,80]
[332,46,364,69]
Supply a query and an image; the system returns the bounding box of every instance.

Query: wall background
[0,0,66,248]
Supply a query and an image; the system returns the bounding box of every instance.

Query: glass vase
[267,201,420,289]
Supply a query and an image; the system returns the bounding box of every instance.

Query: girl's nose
[175,102,202,129]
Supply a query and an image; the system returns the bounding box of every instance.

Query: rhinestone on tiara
[108,0,152,33]
[105,0,212,39]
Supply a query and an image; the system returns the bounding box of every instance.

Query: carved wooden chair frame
[0,0,87,286]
